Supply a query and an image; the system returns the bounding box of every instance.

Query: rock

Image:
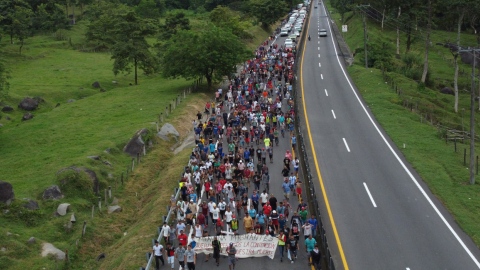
[18,97,39,111]
[56,166,99,193]
[108,205,122,214]
[5,116,10,120]
[108,173,114,179]
[444,42,459,51]
[56,203,70,216]
[0,124,3,127]
[43,185,64,200]
[100,88,106,92]
[70,213,76,223]
[41,243,65,260]
[22,198,40,210]
[435,42,443,46]
[6,232,12,236]
[87,155,101,160]
[92,81,101,88]
[66,221,73,230]
[2,105,13,112]
[4,210,9,214]
[67,99,76,103]
[123,128,149,157]
[0,181,15,206]
[33,97,45,103]
[460,51,480,66]
[112,197,119,205]
[157,123,180,141]
[157,134,169,141]
[112,81,117,84]
[96,253,106,261]
[27,237,36,244]
[102,160,113,167]
[440,87,455,96]
[55,103,60,108]
[0,247,5,252]
[22,113,34,121]
[104,148,111,153]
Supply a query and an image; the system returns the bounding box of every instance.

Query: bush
[56,170,97,203]
[357,41,394,70]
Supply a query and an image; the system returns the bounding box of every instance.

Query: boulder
[444,42,459,52]
[108,205,122,214]
[440,87,455,96]
[18,97,39,111]
[158,123,179,138]
[0,124,3,127]
[123,128,149,157]
[0,247,5,252]
[22,113,34,121]
[0,181,15,205]
[102,161,113,167]
[67,99,76,103]
[70,213,76,223]
[56,203,70,216]
[22,198,39,210]
[96,253,106,261]
[460,51,480,66]
[27,237,36,244]
[2,105,13,112]
[112,197,119,205]
[41,243,65,260]
[92,81,101,88]
[56,166,99,193]
[112,81,117,84]
[87,155,101,160]
[5,116,10,120]
[104,148,111,154]
[42,185,64,200]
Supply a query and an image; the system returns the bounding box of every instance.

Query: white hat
[272,210,276,213]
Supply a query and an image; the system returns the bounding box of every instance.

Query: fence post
[169,104,172,113]
[121,172,124,185]
[132,158,135,171]
[156,122,159,133]
[82,221,87,237]
[108,186,112,199]
[98,197,101,212]
[464,149,467,166]
[91,205,94,221]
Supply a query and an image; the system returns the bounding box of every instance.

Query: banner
[193,234,279,259]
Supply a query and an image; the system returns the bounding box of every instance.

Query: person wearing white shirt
[162,223,170,243]
[224,207,234,228]
[260,191,269,206]
[218,199,227,220]
[211,204,220,225]
[152,241,164,270]
[206,161,212,169]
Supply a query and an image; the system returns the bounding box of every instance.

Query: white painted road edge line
[321,74,323,80]
[322,4,480,268]
[331,110,336,119]
[363,183,377,208]
[342,138,350,152]
[325,89,328,96]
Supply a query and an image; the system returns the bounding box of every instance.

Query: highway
[299,3,480,270]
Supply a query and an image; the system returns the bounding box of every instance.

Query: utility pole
[460,48,480,184]
[357,5,370,69]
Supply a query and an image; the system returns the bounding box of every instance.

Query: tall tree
[0,0,31,44]
[161,24,251,88]
[11,5,33,55]
[135,0,162,19]
[161,11,190,39]
[77,0,93,19]
[110,11,158,85]
[209,6,252,39]
[249,0,288,27]
[33,1,70,32]
[421,0,432,83]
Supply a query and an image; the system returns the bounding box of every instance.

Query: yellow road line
[299,5,350,270]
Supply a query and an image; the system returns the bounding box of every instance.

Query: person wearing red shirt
[263,202,272,216]
[178,230,188,247]
[204,182,211,193]
[219,164,226,178]
[219,179,227,189]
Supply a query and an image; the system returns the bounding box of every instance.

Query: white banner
[193,234,279,259]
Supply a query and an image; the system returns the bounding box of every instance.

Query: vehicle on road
[293,30,300,37]
[314,5,317,8]
[284,39,293,46]
[289,34,297,41]
[319,29,327,37]
[280,29,288,36]
[295,26,302,32]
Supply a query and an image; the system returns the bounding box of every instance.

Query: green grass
[327,3,480,246]
[0,8,276,269]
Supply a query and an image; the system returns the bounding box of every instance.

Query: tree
[161,24,251,88]
[249,0,288,27]
[33,1,70,32]
[162,11,190,39]
[135,0,162,19]
[0,0,31,44]
[10,5,33,55]
[77,0,93,19]
[209,6,252,39]
[110,12,158,85]
[421,0,432,83]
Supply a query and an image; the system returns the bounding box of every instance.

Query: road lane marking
[325,89,328,96]
[321,4,480,268]
[331,110,336,119]
[319,63,321,67]
[363,183,377,207]
[318,47,320,50]
[343,138,350,152]
[300,7,349,270]
[318,54,320,57]
[321,74,323,80]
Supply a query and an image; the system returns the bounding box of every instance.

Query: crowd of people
[151,8,323,270]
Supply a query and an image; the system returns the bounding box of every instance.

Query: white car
[280,29,288,36]
[319,29,327,37]
[293,30,300,36]
[285,39,293,45]
[285,43,294,49]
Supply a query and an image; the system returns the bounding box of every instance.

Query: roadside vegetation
[0,0,297,268]
[327,0,480,246]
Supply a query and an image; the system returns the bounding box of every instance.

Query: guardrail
[292,3,337,270]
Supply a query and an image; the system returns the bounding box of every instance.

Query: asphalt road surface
[299,3,480,270]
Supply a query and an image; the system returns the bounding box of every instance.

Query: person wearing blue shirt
[282,179,291,201]
[213,126,219,135]
[189,193,198,203]
[248,206,256,219]
[244,150,250,162]
[209,143,215,153]
[198,142,204,152]
[218,146,223,156]
[308,215,318,237]
[251,191,259,212]
[256,212,266,233]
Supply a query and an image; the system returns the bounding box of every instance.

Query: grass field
[0,9,275,269]
[327,4,480,246]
